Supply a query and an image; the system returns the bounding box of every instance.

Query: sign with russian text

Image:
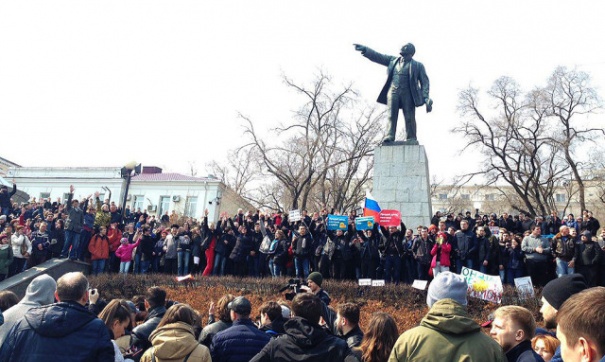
[372,279,385,287]
[355,216,375,230]
[289,209,301,222]
[379,209,401,227]
[327,214,348,231]
[358,278,372,286]
[461,267,503,304]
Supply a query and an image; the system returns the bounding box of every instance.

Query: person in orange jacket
[89,226,109,275]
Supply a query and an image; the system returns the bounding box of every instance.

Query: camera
[278,278,308,301]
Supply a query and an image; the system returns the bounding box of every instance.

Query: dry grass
[89,274,544,333]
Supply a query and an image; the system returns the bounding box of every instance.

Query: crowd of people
[1,182,605,291]
[1,271,604,361]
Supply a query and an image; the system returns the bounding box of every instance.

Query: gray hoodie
[0,274,57,344]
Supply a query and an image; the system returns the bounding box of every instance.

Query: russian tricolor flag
[363,193,381,222]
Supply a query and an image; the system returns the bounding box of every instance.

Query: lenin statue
[354,43,432,145]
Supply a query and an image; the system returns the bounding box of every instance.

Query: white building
[6,166,254,222]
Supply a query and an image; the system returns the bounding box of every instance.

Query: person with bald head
[0,272,114,361]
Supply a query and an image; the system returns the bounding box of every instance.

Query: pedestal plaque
[373,143,432,228]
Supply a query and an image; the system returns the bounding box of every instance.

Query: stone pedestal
[373,143,432,228]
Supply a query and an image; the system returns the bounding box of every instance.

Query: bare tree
[240,71,383,211]
[455,76,570,216]
[206,148,259,196]
[540,66,604,211]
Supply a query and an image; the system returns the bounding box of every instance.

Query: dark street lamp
[121,161,141,221]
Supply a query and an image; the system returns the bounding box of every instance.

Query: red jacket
[107,228,122,252]
[89,234,109,260]
[430,242,452,268]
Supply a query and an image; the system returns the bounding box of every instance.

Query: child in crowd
[115,237,140,274]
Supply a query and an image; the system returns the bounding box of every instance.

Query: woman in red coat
[430,231,452,278]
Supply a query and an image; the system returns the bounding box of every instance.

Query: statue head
[400,43,415,61]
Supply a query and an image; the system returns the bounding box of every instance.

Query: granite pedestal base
[373,144,432,228]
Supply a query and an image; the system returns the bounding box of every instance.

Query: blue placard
[355,216,375,230]
[327,214,348,231]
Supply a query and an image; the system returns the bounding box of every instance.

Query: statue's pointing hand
[353,44,366,52]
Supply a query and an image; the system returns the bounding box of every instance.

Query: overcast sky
[1,0,604,184]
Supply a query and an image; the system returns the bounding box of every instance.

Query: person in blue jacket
[0,271,114,361]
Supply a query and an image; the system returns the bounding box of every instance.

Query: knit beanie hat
[542,273,588,310]
[120,237,129,244]
[427,272,468,308]
[307,272,323,287]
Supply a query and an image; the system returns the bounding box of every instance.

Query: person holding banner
[357,224,381,279]
[379,222,406,284]
[327,227,354,280]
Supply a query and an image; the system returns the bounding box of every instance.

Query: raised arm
[354,44,395,67]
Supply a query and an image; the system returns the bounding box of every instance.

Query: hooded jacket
[250,316,350,362]
[389,299,505,361]
[140,322,211,362]
[0,274,57,345]
[0,301,114,362]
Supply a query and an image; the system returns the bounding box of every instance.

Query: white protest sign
[289,209,301,222]
[514,276,535,299]
[412,280,428,290]
[461,267,503,303]
[371,280,385,287]
[358,278,372,286]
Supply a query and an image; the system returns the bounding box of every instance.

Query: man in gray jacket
[0,274,57,345]
[61,185,85,259]
[522,226,552,287]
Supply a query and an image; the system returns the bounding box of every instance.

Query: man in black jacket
[336,303,364,348]
[250,293,350,362]
[0,181,16,217]
[131,286,167,352]
[0,272,114,361]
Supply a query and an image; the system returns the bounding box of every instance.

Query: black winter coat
[250,317,350,362]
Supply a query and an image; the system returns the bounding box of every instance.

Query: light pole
[120,161,141,221]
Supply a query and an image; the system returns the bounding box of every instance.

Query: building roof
[132,173,216,182]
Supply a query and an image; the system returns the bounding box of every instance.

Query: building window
[159,196,171,216]
[461,194,470,200]
[485,194,495,201]
[39,192,50,200]
[438,193,448,200]
[133,195,144,211]
[556,194,566,203]
[185,196,198,217]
